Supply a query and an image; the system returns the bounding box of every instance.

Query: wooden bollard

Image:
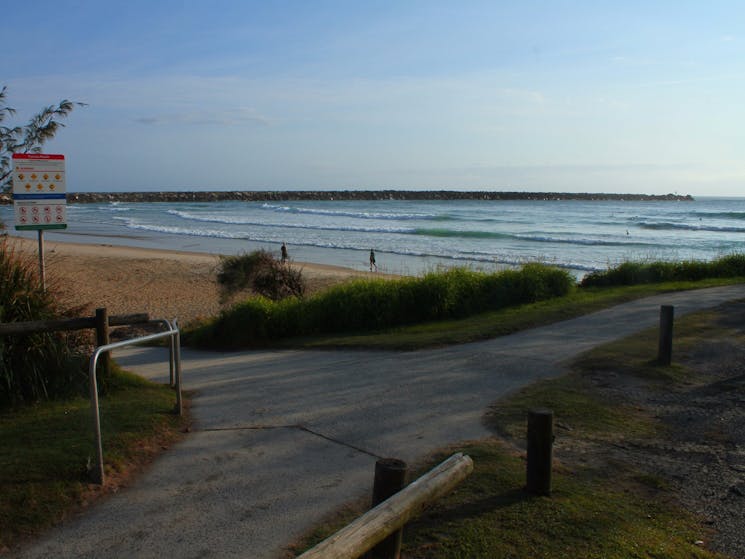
[526,409,553,496]
[368,458,408,559]
[94,307,110,378]
[658,305,674,366]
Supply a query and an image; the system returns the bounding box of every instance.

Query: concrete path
[11,285,745,559]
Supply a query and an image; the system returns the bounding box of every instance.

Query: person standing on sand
[369,249,377,272]
[281,242,288,263]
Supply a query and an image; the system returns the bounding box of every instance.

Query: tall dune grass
[580,254,745,287]
[0,239,88,407]
[186,264,574,349]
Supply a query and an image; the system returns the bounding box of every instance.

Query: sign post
[11,153,67,290]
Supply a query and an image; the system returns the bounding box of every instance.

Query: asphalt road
[10,285,745,559]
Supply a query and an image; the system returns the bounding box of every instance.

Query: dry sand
[4,235,389,325]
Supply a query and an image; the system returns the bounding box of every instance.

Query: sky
[3,1,744,195]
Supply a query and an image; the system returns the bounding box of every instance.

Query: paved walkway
[11,285,745,559]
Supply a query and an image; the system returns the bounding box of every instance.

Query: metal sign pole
[37,229,46,291]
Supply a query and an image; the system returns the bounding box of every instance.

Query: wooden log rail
[298,452,473,559]
[0,312,150,336]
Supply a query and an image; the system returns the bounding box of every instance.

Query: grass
[0,366,189,550]
[580,254,745,288]
[401,441,724,559]
[185,264,574,349]
[1,237,91,406]
[294,306,739,558]
[484,371,657,441]
[295,278,742,350]
[187,253,745,351]
[298,441,723,559]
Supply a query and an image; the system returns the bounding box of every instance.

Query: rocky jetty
[0,190,694,205]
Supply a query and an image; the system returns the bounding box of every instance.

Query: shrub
[0,240,88,407]
[217,250,305,301]
[186,264,574,349]
[580,253,745,288]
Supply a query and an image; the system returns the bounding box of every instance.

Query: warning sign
[12,154,67,230]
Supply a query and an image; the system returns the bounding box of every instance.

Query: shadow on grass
[412,487,534,526]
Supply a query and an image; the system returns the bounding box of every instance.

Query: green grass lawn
[401,441,723,559]
[0,369,188,551]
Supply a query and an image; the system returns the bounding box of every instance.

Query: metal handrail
[88,319,182,485]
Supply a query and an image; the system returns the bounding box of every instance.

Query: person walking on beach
[281,242,288,263]
[369,249,377,272]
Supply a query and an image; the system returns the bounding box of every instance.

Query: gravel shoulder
[544,301,745,557]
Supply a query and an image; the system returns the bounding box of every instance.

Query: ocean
[3,196,745,279]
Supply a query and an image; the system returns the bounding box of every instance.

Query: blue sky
[3,1,744,195]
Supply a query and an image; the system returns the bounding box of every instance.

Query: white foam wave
[260,202,438,220]
[166,209,415,234]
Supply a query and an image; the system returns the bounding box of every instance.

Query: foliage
[580,253,745,287]
[187,264,574,349]
[0,365,187,549]
[0,239,89,407]
[0,85,85,194]
[217,250,306,301]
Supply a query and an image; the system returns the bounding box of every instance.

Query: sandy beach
[4,235,386,326]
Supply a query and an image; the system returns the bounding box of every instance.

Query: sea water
[2,197,745,279]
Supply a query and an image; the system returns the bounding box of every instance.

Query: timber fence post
[658,305,674,366]
[526,408,553,496]
[368,458,408,559]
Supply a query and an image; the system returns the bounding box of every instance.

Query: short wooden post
[94,308,110,378]
[526,409,553,496]
[299,453,472,559]
[368,458,408,559]
[658,305,674,366]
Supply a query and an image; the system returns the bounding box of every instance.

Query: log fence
[298,453,473,559]
[0,310,150,335]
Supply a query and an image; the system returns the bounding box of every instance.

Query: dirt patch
[552,302,745,557]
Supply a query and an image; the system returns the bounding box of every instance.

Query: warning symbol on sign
[12,153,67,231]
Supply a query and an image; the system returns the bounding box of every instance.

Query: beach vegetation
[185,255,745,350]
[0,239,89,408]
[299,277,739,350]
[187,264,574,349]
[0,363,189,550]
[217,249,306,301]
[580,253,745,287]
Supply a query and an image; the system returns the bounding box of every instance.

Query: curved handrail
[88,319,182,485]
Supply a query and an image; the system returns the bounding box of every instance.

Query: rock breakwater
[57,190,696,204]
[0,190,694,205]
